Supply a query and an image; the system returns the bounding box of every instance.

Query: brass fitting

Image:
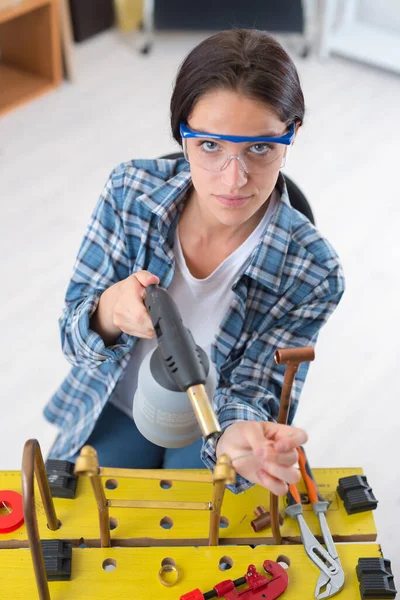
[213,453,236,486]
[74,445,100,477]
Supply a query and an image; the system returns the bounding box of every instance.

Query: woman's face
[185,89,293,230]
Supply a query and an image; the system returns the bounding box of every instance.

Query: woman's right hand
[90,270,160,344]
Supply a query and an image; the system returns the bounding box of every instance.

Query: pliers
[285,447,345,599]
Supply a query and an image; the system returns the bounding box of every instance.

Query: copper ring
[158,563,180,587]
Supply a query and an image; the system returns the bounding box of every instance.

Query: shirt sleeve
[200,264,345,493]
[59,170,134,370]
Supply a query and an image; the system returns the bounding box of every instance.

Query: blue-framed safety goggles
[179,121,296,145]
[179,121,295,173]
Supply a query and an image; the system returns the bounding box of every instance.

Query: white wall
[358,0,400,32]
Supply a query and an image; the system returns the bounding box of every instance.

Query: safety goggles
[180,121,295,174]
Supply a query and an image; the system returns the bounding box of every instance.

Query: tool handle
[213,577,246,598]
[144,285,207,390]
[287,483,301,506]
[180,576,246,600]
[297,446,323,504]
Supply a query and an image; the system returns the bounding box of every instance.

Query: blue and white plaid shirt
[44,158,345,492]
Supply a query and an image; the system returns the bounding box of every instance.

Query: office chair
[159,152,315,225]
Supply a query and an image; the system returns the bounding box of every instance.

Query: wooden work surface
[0,467,377,547]
[0,543,383,599]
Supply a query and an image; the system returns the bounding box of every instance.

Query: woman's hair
[170,29,305,145]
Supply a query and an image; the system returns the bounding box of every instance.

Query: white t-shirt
[109,191,278,418]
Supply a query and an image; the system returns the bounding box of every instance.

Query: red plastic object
[180,590,204,600]
[180,560,288,600]
[0,490,24,533]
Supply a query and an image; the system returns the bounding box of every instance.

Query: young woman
[45,29,344,494]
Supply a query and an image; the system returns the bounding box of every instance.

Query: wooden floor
[0,29,399,577]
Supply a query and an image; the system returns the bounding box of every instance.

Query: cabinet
[0,0,62,116]
[319,0,400,75]
[68,0,114,43]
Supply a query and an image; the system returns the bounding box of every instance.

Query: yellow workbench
[0,466,382,599]
[0,467,376,547]
[0,543,383,599]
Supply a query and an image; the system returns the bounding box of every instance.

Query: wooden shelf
[0,0,62,115]
[0,0,50,25]
[0,64,55,115]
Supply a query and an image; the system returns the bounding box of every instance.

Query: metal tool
[285,447,345,599]
[144,284,221,440]
[180,559,288,599]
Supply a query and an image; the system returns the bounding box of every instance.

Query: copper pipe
[74,446,110,547]
[21,439,60,600]
[270,347,315,544]
[208,454,235,546]
[251,506,284,533]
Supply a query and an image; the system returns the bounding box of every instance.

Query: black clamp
[337,475,378,515]
[45,459,78,499]
[356,557,397,599]
[41,540,72,581]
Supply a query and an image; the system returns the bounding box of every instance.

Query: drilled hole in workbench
[219,516,229,528]
[105,479,118,490]
[159,558,180,586]
[0,502,12,516]
[102,558,117,572]
[46,519,62,530]
[219,556,233,571]
[161,557,176,567]
[276,555,291,569]
[160,480,173,489]
[109,517,118,530]
[160,516,174,529]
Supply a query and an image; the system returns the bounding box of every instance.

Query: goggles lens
[180,122,294,174]
[183,138,284,173]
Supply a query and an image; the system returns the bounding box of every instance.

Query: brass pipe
[75,446,110,547]
[208,454,235,546]
[100,467,213,483]
[186,384,221,439]
[21,439,60,600]
[270,347,315,544]
[108,499,210,510]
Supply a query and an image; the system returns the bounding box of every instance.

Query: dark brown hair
[170,29,305,144]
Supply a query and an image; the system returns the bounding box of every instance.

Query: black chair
[160,152,315,225]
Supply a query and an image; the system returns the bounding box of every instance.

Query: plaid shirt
[44,158,345,492]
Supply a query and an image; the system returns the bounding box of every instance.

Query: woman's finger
[256,468,288,495]
[115,278,156,337]
[272,427,308,453]
[242,421,270,451]
[133,270,160,289]
[270,447,299,466]
[264,462,301,485]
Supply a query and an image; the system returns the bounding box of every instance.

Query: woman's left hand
[216,421,307,494]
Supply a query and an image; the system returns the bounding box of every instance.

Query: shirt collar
[136,159,193,241]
